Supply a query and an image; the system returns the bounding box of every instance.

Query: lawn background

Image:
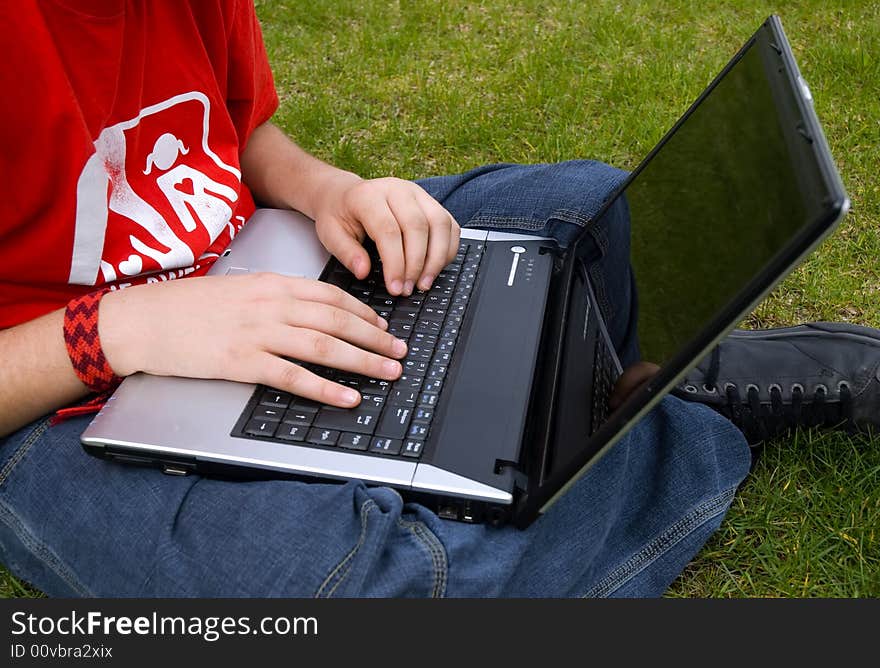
[2,0,877,597]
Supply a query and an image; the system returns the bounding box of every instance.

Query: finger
[413,188,457,290]
[284,277,387,330]
[315,217,372,279]
[608,361,661,410]
[266,326,404,381]
[447,217,462,265]
[355,196,406,296]
[286,301,407,359]
[386,189,430,295]
[258,354,362,408]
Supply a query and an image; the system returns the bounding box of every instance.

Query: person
[0,1,875,598]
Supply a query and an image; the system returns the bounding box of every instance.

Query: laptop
[81,16,848,528]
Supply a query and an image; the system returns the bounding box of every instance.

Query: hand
[99,273,407,407]
[608,361,661,411]
[312,174,461,296]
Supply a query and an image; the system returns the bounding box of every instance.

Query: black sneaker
[672,322,880,446]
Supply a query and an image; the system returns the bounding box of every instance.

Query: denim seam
[397,518,448,598]
[0,417,52,486]
[466,208,594,233]
[465,216,545,230]
[0,501,93,597]
[550,208,593,228]
[580,486,737,598]
[315,498,375,598]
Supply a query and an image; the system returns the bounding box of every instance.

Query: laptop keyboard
[590,334,617,435]
[236,240,485,459]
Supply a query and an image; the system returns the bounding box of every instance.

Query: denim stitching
[315,498,375,598]
[581,486,737,598]
[0,502,93,597]
[0,417,51,486]
[465,216,545,230]
[397,518,448,598]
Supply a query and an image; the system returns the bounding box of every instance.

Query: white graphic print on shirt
[69,92,241,286]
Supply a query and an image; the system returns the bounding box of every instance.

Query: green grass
[3,0,878,597]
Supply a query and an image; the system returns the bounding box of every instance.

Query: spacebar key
[312,407,380,434]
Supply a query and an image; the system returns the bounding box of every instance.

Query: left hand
[312,174,461,296]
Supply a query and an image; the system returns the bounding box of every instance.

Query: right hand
[98,273,407,407]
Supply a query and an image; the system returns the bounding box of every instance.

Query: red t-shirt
[0,0,279,329]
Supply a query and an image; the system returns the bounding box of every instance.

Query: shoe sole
[729,322,880,346]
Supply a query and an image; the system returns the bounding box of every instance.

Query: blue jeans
[0,161,751,597]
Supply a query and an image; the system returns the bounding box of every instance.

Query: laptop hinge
[493,459,529,492]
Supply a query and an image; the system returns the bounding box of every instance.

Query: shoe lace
[703,346,855,444]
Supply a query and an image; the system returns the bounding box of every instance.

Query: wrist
[97,286,143,378]
[297,168,362,221]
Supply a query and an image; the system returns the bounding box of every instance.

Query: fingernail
[377,316,389,330]
[392,338,408,356]
[353,257,366,276]
[343,388,361,405]
[403,280,414,295]
[419,275,434,290]
[383,359,402,376]
[390,279,404,295]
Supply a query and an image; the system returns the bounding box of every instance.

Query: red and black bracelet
[63,287,123,393]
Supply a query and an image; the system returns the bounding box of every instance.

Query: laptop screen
[525,17,848,522]
[577,26,836,369]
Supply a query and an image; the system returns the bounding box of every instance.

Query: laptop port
[437,504,460,521]
[462,502,475,523]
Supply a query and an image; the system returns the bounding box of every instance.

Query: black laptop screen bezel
[514,15,849,527]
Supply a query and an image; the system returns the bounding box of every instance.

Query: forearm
[0,309,90,437]
[240,121,362,219]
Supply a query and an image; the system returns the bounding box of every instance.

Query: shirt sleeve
[225,0,280,151]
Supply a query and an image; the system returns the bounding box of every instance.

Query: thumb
[316,217,371,279]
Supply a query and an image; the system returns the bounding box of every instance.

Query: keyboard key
[402,360,428,377]
[338,432,370,451]
[426,294,450,308]
[253,406,284,421]
[360,393,386,410]
[375,406,412,440]
[394,374,424,391]
[259,390,292,409]
[292,398,322,412]
[388,322,413,339]
[325,268,352,290]
[244,419,278,438]
[402,440,424,458]
[275,423,308,442]
[415,319,442,334]
[422,378,443,393]
[414,406,434,422]
[363,379,392,395]
[421,307,446,322]
[370,437,403,455]
[407,422,429,440]
[282,409,315,426]
[307,428,340,446]
[389,389,418,406]
[406,347,432,362]
[419,392,438,407]
[313,408,379,434]
[411,333,437,347]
